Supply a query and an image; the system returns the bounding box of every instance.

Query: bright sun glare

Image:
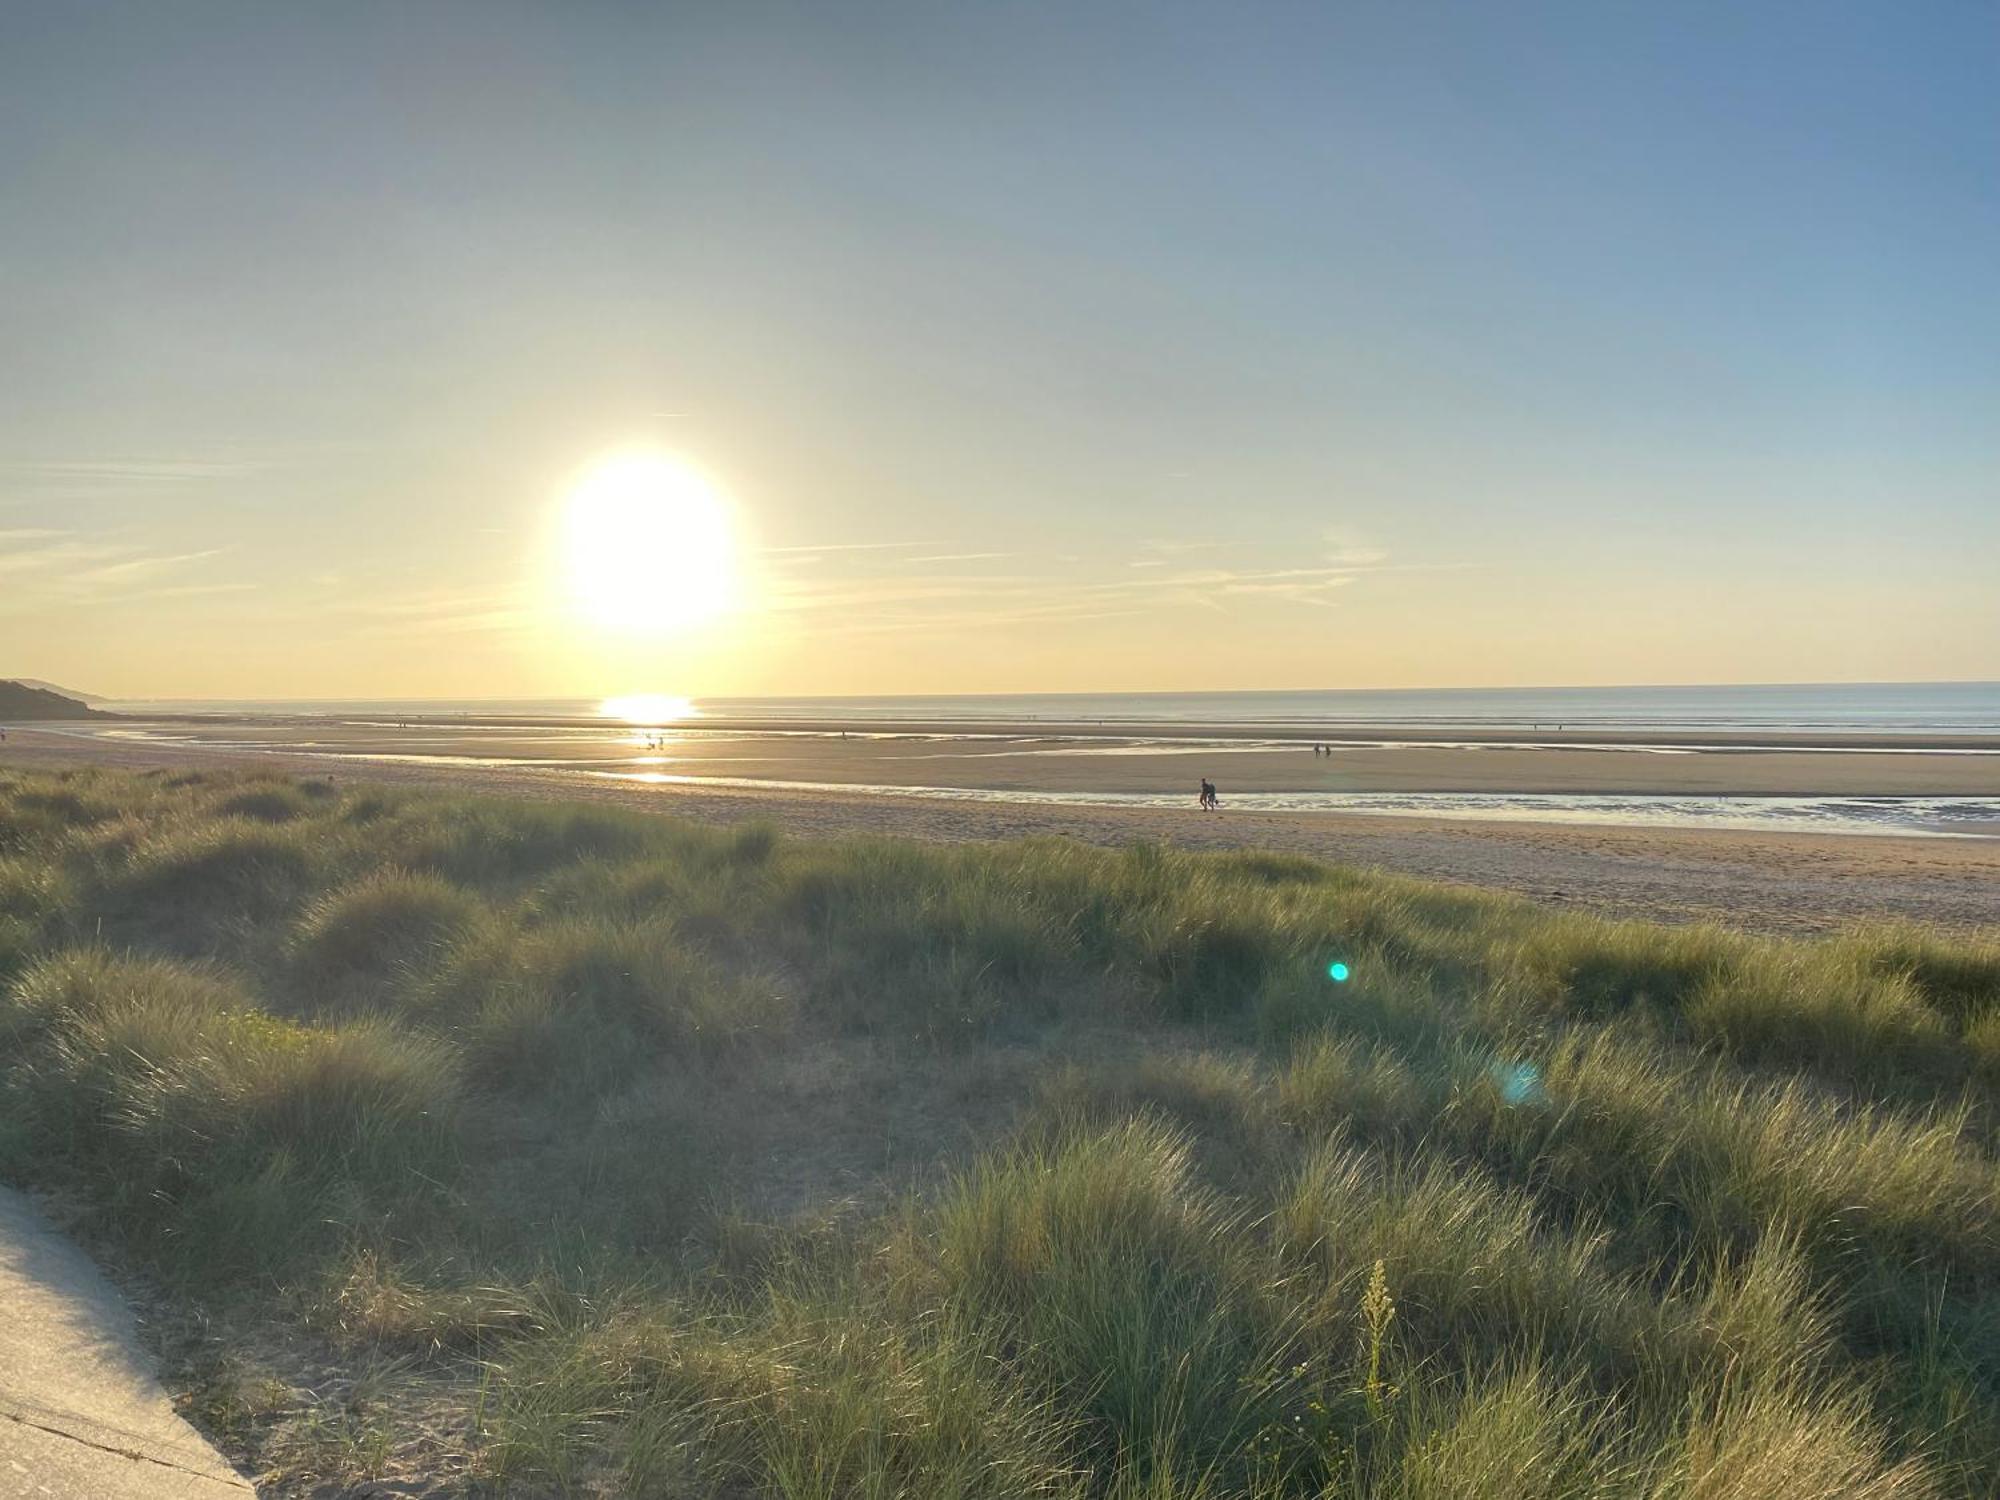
[602,693,695,725]
[563,451,737,634]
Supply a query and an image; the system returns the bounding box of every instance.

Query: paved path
[0,1187,252,1498]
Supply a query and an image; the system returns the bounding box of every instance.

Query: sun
[563,451,737,634]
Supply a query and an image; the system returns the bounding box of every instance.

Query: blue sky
[3,2,1994,698]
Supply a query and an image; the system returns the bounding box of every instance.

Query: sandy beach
[42,714,2000,797]
[12,721,2000,935]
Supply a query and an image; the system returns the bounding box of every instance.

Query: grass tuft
[215,785,316,823]
[3,947,460,1275]
[290,869,481,986]
[113,817,327,940]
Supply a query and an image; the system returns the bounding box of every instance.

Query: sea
[98,680,2000,734]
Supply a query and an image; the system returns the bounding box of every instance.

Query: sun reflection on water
[602,693,695,725]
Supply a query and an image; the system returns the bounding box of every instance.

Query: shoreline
[11,726,2000,935]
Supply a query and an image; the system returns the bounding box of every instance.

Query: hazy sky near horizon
[3,1,1996,701]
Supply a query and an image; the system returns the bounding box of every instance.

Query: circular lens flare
[1328,961,1351,983]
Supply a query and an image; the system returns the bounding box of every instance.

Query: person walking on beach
[1199,777,1218,810]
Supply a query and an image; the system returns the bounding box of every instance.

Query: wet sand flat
[51,716,2000,797]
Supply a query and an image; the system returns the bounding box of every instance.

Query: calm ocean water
[108,682,2000,734]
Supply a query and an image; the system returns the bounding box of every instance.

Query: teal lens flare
[1328,961,1350,983]
[1491,1060,1544,1106]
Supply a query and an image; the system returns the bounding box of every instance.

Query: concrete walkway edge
[0,1186,253,1498]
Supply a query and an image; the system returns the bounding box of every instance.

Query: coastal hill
[0,680,107,719]
[9,678,104,704]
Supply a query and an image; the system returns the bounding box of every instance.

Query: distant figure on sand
[1199,777,1218,810]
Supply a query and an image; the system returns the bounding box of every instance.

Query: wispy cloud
[11,458,264,482]
[151,582,261,599]
[1141,538,1245,556]
[1322,532,1390,569]
[754,525,1455,636]
[758,540,941,556]
[1,456,273,509]
[0,533,129,580]
[330,583,548,639]
[1093,565,1364,608]
[762,559,1374,635]
[0,530,244,614]
[71,548,225,587]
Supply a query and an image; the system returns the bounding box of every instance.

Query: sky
[2,1,1995,702]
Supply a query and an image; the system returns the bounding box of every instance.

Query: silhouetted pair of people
[1198,777,1219,810]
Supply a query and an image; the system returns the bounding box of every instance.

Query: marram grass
[0,764,1996,1496]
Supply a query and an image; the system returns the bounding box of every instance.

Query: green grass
[0,764,1996,1496]
[290,868,484,985]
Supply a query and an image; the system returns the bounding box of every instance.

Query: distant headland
[0,681,108,719]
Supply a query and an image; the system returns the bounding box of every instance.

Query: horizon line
[67,676,2000,706]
